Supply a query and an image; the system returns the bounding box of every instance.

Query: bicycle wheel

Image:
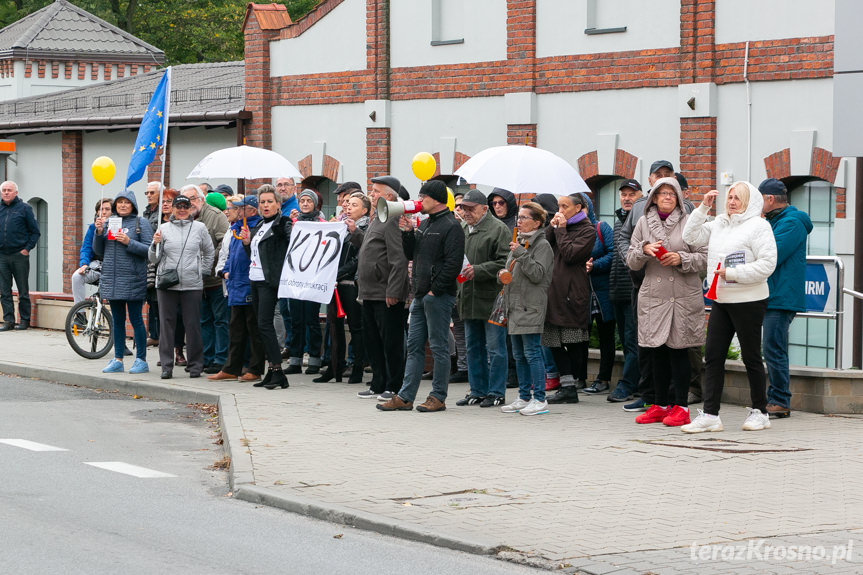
[65,300,114,359]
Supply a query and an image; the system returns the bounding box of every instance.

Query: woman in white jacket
[681,181,777,433]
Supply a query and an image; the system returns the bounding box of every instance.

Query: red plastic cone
[705,262,721,301]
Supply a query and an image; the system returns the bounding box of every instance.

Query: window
[594,178,623,228]
[431,0,464,45]
[28,198,48,292]
[787,180,835,368]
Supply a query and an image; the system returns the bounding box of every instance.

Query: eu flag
[125,67,171,188]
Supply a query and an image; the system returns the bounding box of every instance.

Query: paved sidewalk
[3,328,863,574]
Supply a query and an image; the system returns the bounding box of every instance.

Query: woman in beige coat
[626,177,707,427]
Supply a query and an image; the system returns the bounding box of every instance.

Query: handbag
[156,222,191,289]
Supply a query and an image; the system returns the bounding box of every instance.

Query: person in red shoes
[625,177,707,427]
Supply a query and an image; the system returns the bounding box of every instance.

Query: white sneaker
[680,409,723,433]
[741,408,771,431]
[520,399,549,416]
[500,398,529,413]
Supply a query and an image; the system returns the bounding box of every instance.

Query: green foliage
[1,0,321,65]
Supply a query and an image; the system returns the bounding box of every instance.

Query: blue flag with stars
[125,67,171,188]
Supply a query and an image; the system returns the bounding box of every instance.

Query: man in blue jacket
[0,181,40,331]
[759,178,813,418]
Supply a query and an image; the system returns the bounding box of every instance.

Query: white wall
[271,103,367,185]
[390,97,507,196]
[270,0,366,77]
[537,0,680,58]
[5,133,63,292]
[169,127,237,191]
[390,0,507,68]
[716,78,834,191]
[538,87,680,183]
[715,0,834,44]
[1,63,134,102]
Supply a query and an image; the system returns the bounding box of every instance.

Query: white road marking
[0,439,69,452]
[84,462,176,478]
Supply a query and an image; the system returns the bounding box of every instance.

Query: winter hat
[205,192,227,211]
[418,180,448,204]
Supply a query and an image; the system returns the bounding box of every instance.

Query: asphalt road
[0,374,538,575]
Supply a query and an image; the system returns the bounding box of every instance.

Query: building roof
[0,0,164,64]
[0,61,247,133]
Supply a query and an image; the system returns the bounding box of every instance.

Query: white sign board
[278,221,347,304]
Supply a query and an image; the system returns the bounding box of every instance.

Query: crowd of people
[58,161,812,429]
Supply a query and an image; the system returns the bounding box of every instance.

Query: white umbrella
[455,145,590,196]
[186,145,302,180]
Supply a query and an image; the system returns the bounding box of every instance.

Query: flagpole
[156,67,171,258]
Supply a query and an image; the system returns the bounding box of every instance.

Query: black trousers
[327,283,364,373]
[157,289,203,374]
[631,286,654,403]
[0,251,30,323]
[251,281,282,366]
[223,305,265,376]
[551,341,588,382]
[590,313,616,382]
[703,299,768,415]
[289,298,323,361]
[651,345,691,407]
[362,299,406,394]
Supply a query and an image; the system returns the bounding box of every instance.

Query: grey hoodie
[148,216,214,291]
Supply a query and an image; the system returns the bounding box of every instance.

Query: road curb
[0,359,503,558]
[233,484,501,555]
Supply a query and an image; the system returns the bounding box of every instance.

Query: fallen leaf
[333,534,343,539]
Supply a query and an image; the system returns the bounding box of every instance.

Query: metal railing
[797,256,844,369]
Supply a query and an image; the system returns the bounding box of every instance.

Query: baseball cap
[758,178,788,196]
[460,189,487,205]
[650,160,674,174]
[232,196,259,208]
[618,178,642,192]
[172,196,191,207]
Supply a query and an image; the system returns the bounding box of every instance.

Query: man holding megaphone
[377,180,465,413]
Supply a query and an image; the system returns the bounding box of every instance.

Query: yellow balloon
[411,152,436,181]
[446,187,455,212]
[91,156,116,186]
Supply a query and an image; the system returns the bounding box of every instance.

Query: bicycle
[65,285,113,359]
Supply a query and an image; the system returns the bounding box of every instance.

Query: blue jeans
[200,287,229,366]
[511,333,545,402]
[763,309,796,409]
[110,299,146,361]
[464,318,508,398]
[398,293,455,403]
[613,301,640,394]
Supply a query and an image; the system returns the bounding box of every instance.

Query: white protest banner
[278,221,348,304]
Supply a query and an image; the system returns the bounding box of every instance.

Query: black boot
[547,385,580,404]
[313,368,336,383]
[255,369,274,388]
[14,320,29,331]
[348,365,364,384]
[264,367,289,390]
[0,322,14,332]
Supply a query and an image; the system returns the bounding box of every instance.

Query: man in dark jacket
[182,184,230,373]
[352,176,410,400]
[454,189,511,407]
[142,181,162,232]
[0,181,40,331]
[607,179,642,402]
[759,178,813,418]
[378,180,465,413]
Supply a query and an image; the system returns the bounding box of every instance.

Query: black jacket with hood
[402,208,465,298]
[488,188,518,231]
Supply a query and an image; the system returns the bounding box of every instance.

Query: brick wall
[366,128,390,187]
[679,117,717,201]
[61,131,83,294]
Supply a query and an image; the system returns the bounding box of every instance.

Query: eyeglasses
[145,191,157,195]
[655,191,677,198]
[491,200,507,207]
[174,205,190,210]
[516,215,537,221]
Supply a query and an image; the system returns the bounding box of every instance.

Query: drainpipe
[744,41,752,182]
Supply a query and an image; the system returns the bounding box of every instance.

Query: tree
[1,0,322,64]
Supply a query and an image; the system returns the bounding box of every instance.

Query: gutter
[0,110,251,133]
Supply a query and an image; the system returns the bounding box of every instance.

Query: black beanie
[419,180,448,204]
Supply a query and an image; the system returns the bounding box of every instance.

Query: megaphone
[376,197,423,222]
[705,262,722,301]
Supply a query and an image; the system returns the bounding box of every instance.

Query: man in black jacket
[0,181,40,331]
[378,180,465,413]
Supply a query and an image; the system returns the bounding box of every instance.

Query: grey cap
[460,189,487,205]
